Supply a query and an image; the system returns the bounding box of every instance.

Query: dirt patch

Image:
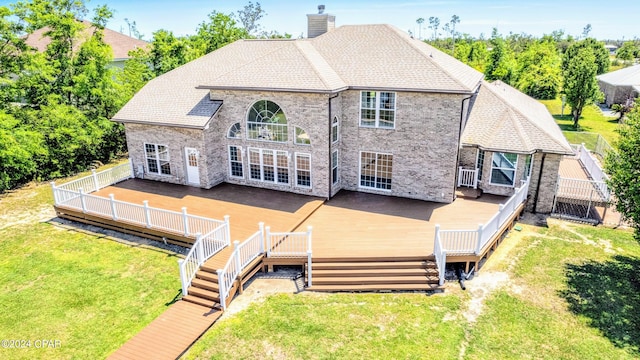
[462,272,510,323]
[0,205,56,230]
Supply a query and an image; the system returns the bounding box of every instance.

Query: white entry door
[185,147,200,186]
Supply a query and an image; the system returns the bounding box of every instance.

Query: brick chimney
[307,5,335,38]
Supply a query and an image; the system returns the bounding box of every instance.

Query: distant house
[604,44,618,56]
[24,20,148,68]
[112,11,572,214]
[597,64,640,107]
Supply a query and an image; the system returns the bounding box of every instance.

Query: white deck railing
[55,160,133,194]
[433,227,447,286]
[178,217,231,296]
[457,167,478,189]
[556,177,610,202]
[435,179,530,256]
[218,224,265,310]
[576,143,609,184]
[265,226,313,287]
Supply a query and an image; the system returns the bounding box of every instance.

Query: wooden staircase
[308,256,441,292]
[182,262,238,309]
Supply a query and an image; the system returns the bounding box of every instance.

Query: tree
[515,40,561,99]
[581,23,592,39]
[236,1,265,35]
[611,101,634,123]
[0,6,28,107]
[148,29,189,76]
[562,46,600,128]
[605,101,640,240]
[616,41,638,61]
[0,111,46,191]
[124,18,143,39]
[562,38,609,75]
[416,17,424,39]
[428,16,440,41]
[485,30,515,83]
[190,11,248,57]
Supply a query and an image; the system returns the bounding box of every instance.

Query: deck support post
[258,222,265,253]
[182,207,189,237]
[50,182,58,205]
[307,226,313,254]
[475,224,483,255]
[143,200,152,228]
[307,250,313,287]
[109,194,118,220]
[178,259,187,296]
[234,240,241,274]
[265,226,271,258]
[217,269,226,311]
[224,215,231,246]
[79,188,87,213]
[91,169,99,192]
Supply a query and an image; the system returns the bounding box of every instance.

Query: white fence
[433,227,447,286]
[178,218,231,296]
[55,160,133,193]
[576,143,609,184]
[265,226,313,287]
[435,179,530,257]
[457,167,478,189]
[217,224,265,310]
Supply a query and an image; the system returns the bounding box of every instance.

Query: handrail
[457,167,478,189]
[265,226,312,257]
[433,225,446,286]
[436,179,530,256]
[53,159,133,194]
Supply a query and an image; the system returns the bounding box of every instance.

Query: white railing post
[128,157,135,178]
[307,251,313,287]
[473,168,478,189]
[475,224,483,255]
[457,166,463,187]
[79,188,87,213]
[234,241,241,273]
[178,259,188,296]
[439,251,446,285]
[498,204,505,227]
[91,169,99,192]
[265,226,271,257]
[109,194,118,220]
[258,222,265,253]
[196,233,204,265]
[217,269,226,311]
[224,215,231,246]
[50,182,58,205]
[307,226,313,253]
[143,200,152,228]
[182,207,189,237]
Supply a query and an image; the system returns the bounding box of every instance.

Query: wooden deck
[559,157,591,180]
[108,301,221,360]
[295,191,505,259]
[93,179,325,241]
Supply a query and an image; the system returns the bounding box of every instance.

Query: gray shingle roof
[597,64,640,86]
[113,24,483,128]
[462,81,573,155]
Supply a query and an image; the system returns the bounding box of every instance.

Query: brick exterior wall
[459,146,477,168]
[339,90,465,203]
[209,90,332,198]
[528,153,562,213]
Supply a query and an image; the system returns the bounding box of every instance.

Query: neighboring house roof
[462,81,573,155]
[24,20,148,60]
[113,24,483,128]
[597,64,640,86]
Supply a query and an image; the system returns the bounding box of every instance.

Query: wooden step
[312,256,435,263]
[312,268,437,277]
[312,275,439,286]
[195,270,219,282]
[187,287,220,302]
[191,278,220,292]
[312,261,436,271]
[200,264,220,273]
[308,283,442,292]
[182,295,220,308]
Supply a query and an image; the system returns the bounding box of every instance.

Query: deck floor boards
[108,301,221,360]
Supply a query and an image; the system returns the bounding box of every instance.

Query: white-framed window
[523,154,534,181]
[331,150,339,185]
[294,127,311,145]
[295,153,311,188]
[476,149,485,181]
[228,123,242,139]
[360,91,396,128]
[331,116,339,143]
[228,145,244,178]
[490,152,518,187]
[248,148,289,184]
[144,143,171,175]
[246,100,288,142]
[360,151,393,190]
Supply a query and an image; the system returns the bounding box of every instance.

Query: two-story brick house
[112,16,572,213]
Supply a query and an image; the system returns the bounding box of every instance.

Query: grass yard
[0,166,181,359]
[185,220,639,360]
[539,98,619,145]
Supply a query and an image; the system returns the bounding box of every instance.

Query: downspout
[533,152,547,213]
[327,92,339,200]
[454,95,473,200]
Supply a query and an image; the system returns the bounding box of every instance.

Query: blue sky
[2,1,637,40]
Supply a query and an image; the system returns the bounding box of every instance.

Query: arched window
[294,127,311,145]
[246,100,288,142]
[228,123,242,139]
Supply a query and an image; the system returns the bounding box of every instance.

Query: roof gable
[462,81,573,155]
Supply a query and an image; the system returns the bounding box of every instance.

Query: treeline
[0,0,272,193]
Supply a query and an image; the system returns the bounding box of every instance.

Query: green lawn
[0,169,181,359]
[185,221,639,360]
[539,98,619,145]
